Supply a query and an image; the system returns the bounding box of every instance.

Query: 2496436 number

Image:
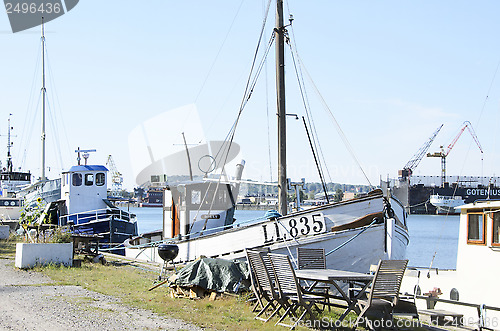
[5,2,62,14]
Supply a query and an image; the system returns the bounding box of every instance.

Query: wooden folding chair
[353,259,409,331]
[297,247,331,310]
[297,247,326,269]
[269,253,325,330]
[246,249,287,322]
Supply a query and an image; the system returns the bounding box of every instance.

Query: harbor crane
[399,124,443,180]
[427,121,483,187]
[106,155,123,196]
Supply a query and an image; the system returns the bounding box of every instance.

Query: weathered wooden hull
[125,192,409,273]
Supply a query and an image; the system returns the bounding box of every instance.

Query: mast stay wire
[45,44,72,172]
[286,42,331,200]
[202,0,268,138]
[286,33,331,185]
[193,0,246,105]
[189,0,274,232]
[45,45,70,174]
[284,7,332,186]
[191,0,246,138]
[198,33,276,218]
[191,34,275,232]
[289,44,374,190]
[17,41,42,170]
[427,58,500,273]
[282,0,373,189]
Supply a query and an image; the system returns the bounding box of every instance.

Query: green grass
[39,259,284,330]
[1,238,429,330]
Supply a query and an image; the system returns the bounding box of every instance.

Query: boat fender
[264,210,281,220]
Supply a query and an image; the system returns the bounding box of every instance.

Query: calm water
[130,207,460,270]
[406,214,459,270]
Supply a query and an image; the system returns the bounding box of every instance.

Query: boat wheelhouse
[39,154,138,251]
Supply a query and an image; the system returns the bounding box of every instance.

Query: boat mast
[40,17,46,181]
[276,0,287,216]
[6,114,13,173]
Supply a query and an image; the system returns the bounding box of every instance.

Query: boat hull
[125,193,409,273]
[429,195,464,214]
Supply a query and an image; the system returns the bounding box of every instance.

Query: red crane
[427,121,483,186]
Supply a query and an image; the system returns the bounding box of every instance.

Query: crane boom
[400,124,443,180]
[404,124,443,172]
[445,121,483,156]
[427,121,483,186]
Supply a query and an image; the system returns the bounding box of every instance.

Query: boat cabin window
[467,213,486,245]
[191,190,201,205]
[96,173,105,186]
[72,173,82,186]
[85,174,94,186]
[493,213,500,246]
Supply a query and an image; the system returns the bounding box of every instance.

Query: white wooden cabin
[61,165,108,218]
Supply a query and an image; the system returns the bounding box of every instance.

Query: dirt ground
[0,259,204,331]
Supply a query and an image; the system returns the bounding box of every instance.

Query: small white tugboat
[35,149,138,252]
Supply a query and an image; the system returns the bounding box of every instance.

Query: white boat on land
[401,200,500,329]
[35,150,138,251]
[429,194,464,215]
[125,0,409,273]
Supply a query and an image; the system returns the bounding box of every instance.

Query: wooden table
[295,269,373,321]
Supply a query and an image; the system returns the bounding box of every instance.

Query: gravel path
[0,259,204,331]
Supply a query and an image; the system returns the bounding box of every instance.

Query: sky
[1,1,500,190]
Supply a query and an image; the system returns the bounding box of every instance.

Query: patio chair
[269,253,325,330]
[246,249,287,322]
[297,247,326,269]
[353,259,409,331]
[297,247,331,310]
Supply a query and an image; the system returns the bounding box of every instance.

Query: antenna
[75,147,96,165]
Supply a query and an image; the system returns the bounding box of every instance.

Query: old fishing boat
[124,0,409,273]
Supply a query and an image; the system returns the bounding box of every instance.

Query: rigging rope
[283,15,374,189]
[294,52,374,189]
[193,0,246,104]
[189,1,274,234]
[45,45,71,173]
[18,41,42,170]
[287,26,333,186]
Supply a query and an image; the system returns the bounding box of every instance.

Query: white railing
[59,207,135,226]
